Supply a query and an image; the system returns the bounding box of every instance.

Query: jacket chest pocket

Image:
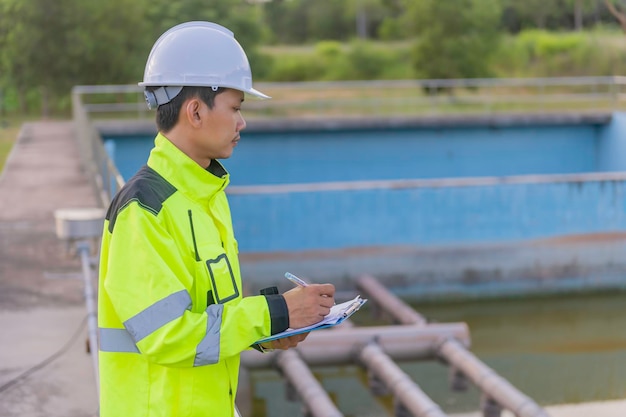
[192,243,240,311]
[188,209,239,311]
[204,252,239,304]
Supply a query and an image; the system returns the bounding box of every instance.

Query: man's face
[192,88,246,162]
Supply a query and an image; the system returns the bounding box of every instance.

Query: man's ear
[183,98,203,127]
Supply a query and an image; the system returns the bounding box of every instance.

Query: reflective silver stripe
[194,304,224,366]
[123,290,192,342]
[99,327,140,353]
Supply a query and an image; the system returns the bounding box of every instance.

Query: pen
[286,272,337,305]
[285,272,309,287]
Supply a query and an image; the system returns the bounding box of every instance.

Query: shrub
[493,28,626,77]
[515,30,586,60]
[314,41,344,60]
[378,17,404,41]
[265,53,325,82]
[346,41,392,79]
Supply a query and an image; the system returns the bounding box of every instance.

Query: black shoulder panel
[105,165,177,233]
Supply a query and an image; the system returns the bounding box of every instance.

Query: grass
[0,115,34,175]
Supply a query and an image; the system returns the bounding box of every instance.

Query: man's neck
[161,128,211,168]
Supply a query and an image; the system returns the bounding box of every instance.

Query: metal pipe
[356,275,427,325]
[357,275,549,417]
[438,338,549,417]
[357,342,448,417]
[76,241,99,397]
[275,350,344,417]
[241,323,469,369]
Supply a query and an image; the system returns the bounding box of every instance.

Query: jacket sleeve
[102,202,285,367]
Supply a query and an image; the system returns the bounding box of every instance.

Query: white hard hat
[139,21,269,109]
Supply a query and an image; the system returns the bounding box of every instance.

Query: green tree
[0,0,267,115]
[146,0,268,76]
[345,0,389,39]
[604,0,626,32]
[502,0,603,31]
[263,0,352,42]
[77,0,152,84]
[568,0,599,30]
[0,0,73,114]
[263,0,401,42]
[307,0,352,41]
[503,0,562,29]
[0,0,150,115]
[263,0,310,43]
[407,0,503,80]
[146,0,266,52]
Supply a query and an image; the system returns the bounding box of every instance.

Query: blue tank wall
[598,112,626,172]
[102,113,626,253]
[106,124,602,185]
[227,178,626,251]
[223,125,599,184]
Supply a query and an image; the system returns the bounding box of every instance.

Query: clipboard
[256,295,367,344]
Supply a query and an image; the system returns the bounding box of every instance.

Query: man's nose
[237,112,246,131]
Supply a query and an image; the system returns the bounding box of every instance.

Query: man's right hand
[282,283,335,329]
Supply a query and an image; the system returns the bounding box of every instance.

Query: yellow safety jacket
[98,133,288,417]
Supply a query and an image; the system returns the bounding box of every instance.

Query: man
[97,21,335,417]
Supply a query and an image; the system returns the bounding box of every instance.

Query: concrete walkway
[0,122,99,417]
[450,399,626,417]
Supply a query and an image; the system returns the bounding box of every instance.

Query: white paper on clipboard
[255,295,367,344]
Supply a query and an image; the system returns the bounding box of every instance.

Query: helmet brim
[246,87,271,100]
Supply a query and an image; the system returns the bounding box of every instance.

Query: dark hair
[150,86,225,132]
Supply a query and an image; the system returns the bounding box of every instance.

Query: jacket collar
[147,133,230,203]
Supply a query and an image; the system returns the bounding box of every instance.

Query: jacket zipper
[188,209,200,261]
